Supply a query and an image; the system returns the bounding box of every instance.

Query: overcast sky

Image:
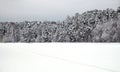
[0,0,120,21]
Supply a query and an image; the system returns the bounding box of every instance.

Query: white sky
[0,0,120,21]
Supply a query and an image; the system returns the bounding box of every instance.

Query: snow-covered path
[0,43,120,72]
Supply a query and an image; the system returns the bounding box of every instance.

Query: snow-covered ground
[0,43,120,72]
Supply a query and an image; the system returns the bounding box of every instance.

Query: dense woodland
[0,6,120,42]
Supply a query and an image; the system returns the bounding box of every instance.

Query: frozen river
[0,43,120,72]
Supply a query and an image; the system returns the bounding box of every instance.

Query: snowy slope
[0,43,120,72]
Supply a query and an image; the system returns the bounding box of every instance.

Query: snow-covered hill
[0,43,120,72]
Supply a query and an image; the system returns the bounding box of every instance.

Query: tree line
[0,6,120,42]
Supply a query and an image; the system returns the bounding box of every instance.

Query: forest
[0,6,120,42]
